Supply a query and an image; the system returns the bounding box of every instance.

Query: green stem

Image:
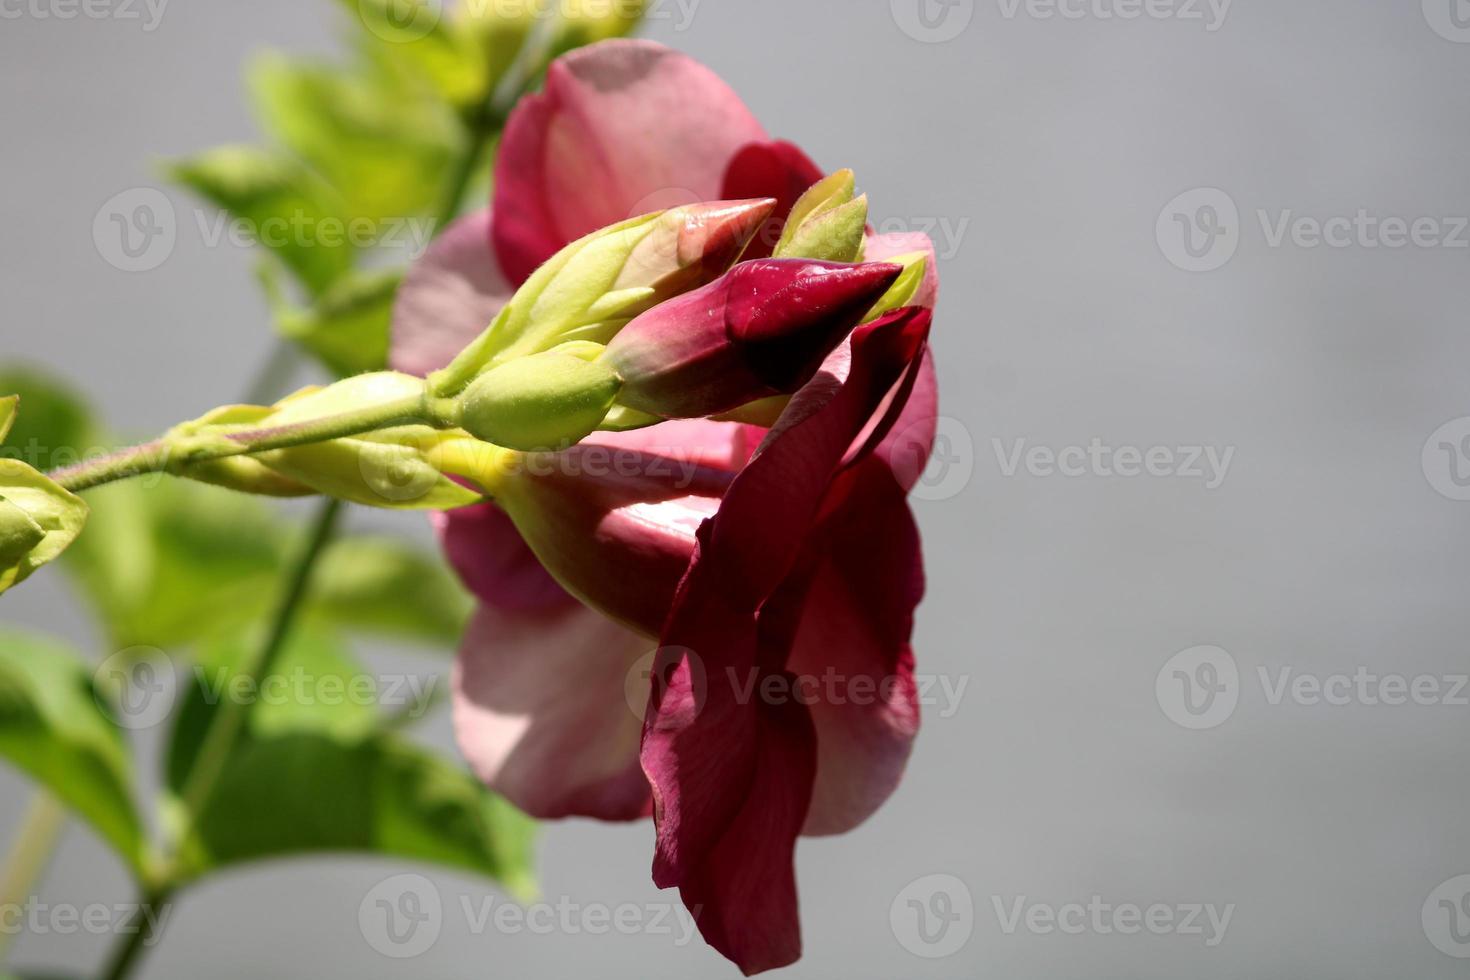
[48,393,444,494]
[175,498,343,821]
[96,886,174,980]
[0,792,67,964]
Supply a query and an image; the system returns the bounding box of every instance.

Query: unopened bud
[0,459,88,595]
[458,348,624,452]
[773,170,867,263]
[601,258,903,419]
[429,198,774,396]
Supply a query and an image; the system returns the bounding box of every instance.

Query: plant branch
[0,792,67,964]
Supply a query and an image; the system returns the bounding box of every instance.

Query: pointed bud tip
[674,198,778,268]
[728,259,905,390]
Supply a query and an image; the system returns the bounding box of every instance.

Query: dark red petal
[721,141,826,260]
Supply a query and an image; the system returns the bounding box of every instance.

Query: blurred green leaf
[276,269,403,376]
[343,0,494,106]
[0,368,95,473]
[168,145,355,297]
[249,54,458,225]
[310,534,472,646]
[0,630,145,873]
[186,733,535,895]
[164,627,533,893]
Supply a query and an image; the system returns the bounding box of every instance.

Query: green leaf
[249,55,458,225]
[168,145,354,297]
[343,0,494,106]
[164,628,533,893]
[310,535,472,646]
[0,630,145,872]
[276,269,403,376]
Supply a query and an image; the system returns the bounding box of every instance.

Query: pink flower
[391,38,941,975]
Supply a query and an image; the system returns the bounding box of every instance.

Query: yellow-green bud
[458,349,623,452]
[863,252,930,323]
[774,170,868,263]
[0,459,88,596]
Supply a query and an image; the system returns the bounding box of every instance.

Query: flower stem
[0,792,67,965]
[175,497,343,822]
[96,886,174,980]
[47,393,441,494]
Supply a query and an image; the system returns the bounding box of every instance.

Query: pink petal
[432,503,574,614]
[390,209,514,378]
[452,601,654,821]
[795,459,924,836]
[721,140,825,260]
[493,40,768,283]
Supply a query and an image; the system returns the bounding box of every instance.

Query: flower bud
[600,258,903,419]
[773,169,868,263]
[458,348,624,452]
[0,459,88,595]
[863,251,931,323]
[429,198,774,396]
[240,374,480,511]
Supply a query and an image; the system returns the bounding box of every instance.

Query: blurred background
[5,0,1470,977]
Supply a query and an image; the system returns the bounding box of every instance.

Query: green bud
[256,428,483,511]
[0,395,17,444]
[774,169,858,257]
[0,459,88,596]
[458,348,623,452]
[863,252,930,322]
[550,0,647,54]
[429,199,774,396]
[776,194,869,263]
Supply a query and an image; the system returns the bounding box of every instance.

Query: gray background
[4,0,1470,977]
